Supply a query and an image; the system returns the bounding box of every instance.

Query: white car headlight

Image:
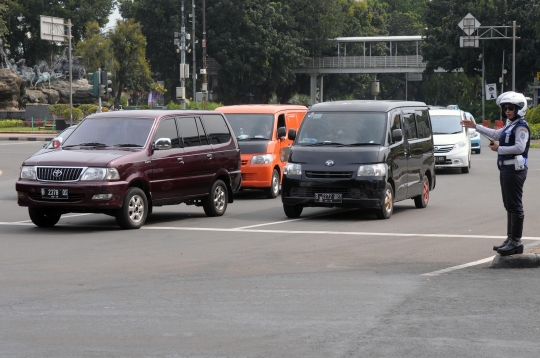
[284,163,302,176]
[20,166,37,180]
[251,154,273,164]
[81,168,120,181]
[357,164,386,177]
[453,141,467,149]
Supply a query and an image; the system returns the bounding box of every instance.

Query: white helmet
[496,91,527,117]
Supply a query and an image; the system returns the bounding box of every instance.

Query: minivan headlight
[357,164,386,177]
[251,154,273,164]
[453,141,467,149]
[20,166,37,180]
[284,163,302,176]
[81,168,120,181]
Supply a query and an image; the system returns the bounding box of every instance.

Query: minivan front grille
[434,145,453,154]
[37,167,84,182]
[305,171,353,179]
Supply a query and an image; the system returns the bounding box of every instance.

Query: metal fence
[298,55,426,69]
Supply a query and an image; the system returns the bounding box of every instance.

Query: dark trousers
[499,165,527,216]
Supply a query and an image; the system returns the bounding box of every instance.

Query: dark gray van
[281,100,436,219]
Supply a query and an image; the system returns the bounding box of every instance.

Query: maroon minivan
[16,110,242,229]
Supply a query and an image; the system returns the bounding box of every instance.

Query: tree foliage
[75,22,113,72]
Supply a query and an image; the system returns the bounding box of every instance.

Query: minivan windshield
[63,117,154,148]
[430,115,464,135]
[224,114,274,140]
[296,112,386,146]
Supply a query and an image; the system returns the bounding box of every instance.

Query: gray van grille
[37,167,84,181]
[305,171,353,179]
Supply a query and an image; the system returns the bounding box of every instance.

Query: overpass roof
[334,36,424,42]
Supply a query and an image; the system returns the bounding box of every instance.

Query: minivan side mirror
[391,129,403,143]
[277,126,286,139]
[287,128,296,140]
[154,138,172,150]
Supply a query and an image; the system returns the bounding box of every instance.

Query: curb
[0,137,54,141]
[491,253,540,269]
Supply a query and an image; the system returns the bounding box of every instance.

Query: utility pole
[192,0,196,101]
[180,1,186,109]
[202,0,207,110]
[67,19,73,125]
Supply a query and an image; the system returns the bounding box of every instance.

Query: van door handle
[206,154,212,158]
[177,157,184,163]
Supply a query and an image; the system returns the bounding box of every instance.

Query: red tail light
[52,139,61,148]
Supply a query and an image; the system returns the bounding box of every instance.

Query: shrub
[61,107,84,121]
[48,104,69,117]
[120,96,128,107]
[23,120,44,127]
[0,119,24,128]
[167,101,182,110]
[78,104,98,116]
[529,123,540,140]
[525,106,540,125]
[186,101,223,110]
[140,104,150,109]
[101,107,109,112]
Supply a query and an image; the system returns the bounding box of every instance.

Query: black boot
[493,211,511,251]
[497,214,524,256]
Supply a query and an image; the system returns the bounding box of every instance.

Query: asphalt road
[1,140,540,358]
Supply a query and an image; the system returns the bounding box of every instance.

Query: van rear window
[297,112,386,145]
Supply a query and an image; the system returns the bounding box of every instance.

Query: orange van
[216,105,307,198]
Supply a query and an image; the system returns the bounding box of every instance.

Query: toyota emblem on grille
[52,169,63,177]
[434,147,439,151]
[325,160,334,167]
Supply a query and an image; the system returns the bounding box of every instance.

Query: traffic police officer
[461,91,530,256]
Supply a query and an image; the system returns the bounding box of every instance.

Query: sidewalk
[0,132,56,141]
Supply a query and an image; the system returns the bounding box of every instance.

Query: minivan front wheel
[116,187,148,229]
[283,204,303,218]
[375,183,394,219]
[414,175,430,208]
[203,180,228,217]
[264,169,280,199]
[28,207,61,227]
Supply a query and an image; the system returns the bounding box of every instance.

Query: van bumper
[281,176,386,208]
[240,163,275,188]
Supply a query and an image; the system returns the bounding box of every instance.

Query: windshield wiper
[113,143,143,147]
[239,137,268,141]
[302,141,345,146]
[63,142,108,148]
[432,132,450,135]
[339,142,380,146]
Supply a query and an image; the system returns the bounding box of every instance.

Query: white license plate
[315,193,342,203]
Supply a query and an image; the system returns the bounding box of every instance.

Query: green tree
[75,21,113,72]
[109,19,151,106]
[3,0,115,65]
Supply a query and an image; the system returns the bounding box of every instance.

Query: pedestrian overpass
[292,36,427,103]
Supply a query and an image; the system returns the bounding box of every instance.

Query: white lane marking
[233,209,356,229]
[422,240,540,276]
[14,213,93,223]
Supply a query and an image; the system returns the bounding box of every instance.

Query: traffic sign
[458,13,481,36]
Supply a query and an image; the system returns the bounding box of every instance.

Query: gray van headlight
[357,164,386,177]
[81,168,120,181]
[284,163,302,176]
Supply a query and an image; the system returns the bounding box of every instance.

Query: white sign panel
[40,16,66,41]
[458,13,481,36]
[486,83,497,100]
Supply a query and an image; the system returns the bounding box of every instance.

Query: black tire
[283,204,303,218]
[375,183,394,219]
[115,187,148,229]
[28,207,61,227]
[413,175,430,209]
[264,169,280,199]
[203,180,228,217]
[476,148,481,154]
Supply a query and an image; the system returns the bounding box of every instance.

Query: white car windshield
[430,115,463,135]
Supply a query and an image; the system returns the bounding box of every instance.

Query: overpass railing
[297,55,426,69]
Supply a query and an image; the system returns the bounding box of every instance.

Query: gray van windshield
[430,115,463,134]
[63,117,154,148]
[224,114,274,140]
[297,112,386,146]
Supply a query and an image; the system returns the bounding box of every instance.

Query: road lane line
[422,241,540,276]
[13,213,94,223]
[232,209,356,229]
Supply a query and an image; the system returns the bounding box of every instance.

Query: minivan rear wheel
[375,183,394,219]
[203,180,228,217]
[115,187,148,229]
[283,204,303,218]
[264,169,280,199]
[414,175,430,209]
[28,208,61,227]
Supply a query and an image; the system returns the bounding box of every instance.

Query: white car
[429,109,471,173]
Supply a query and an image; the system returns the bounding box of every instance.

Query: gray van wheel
[264,169,280,199]
[283,204,303,218]
[414,175,430,208]
[28,208,61,227]
[115,187,148,230]
[375,183,394,219]
[203,180,228,217]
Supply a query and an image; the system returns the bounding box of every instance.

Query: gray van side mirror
[391,129,403,143]
[287,128,296,140]
[277,126,286,139]
[154,138,172,150]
